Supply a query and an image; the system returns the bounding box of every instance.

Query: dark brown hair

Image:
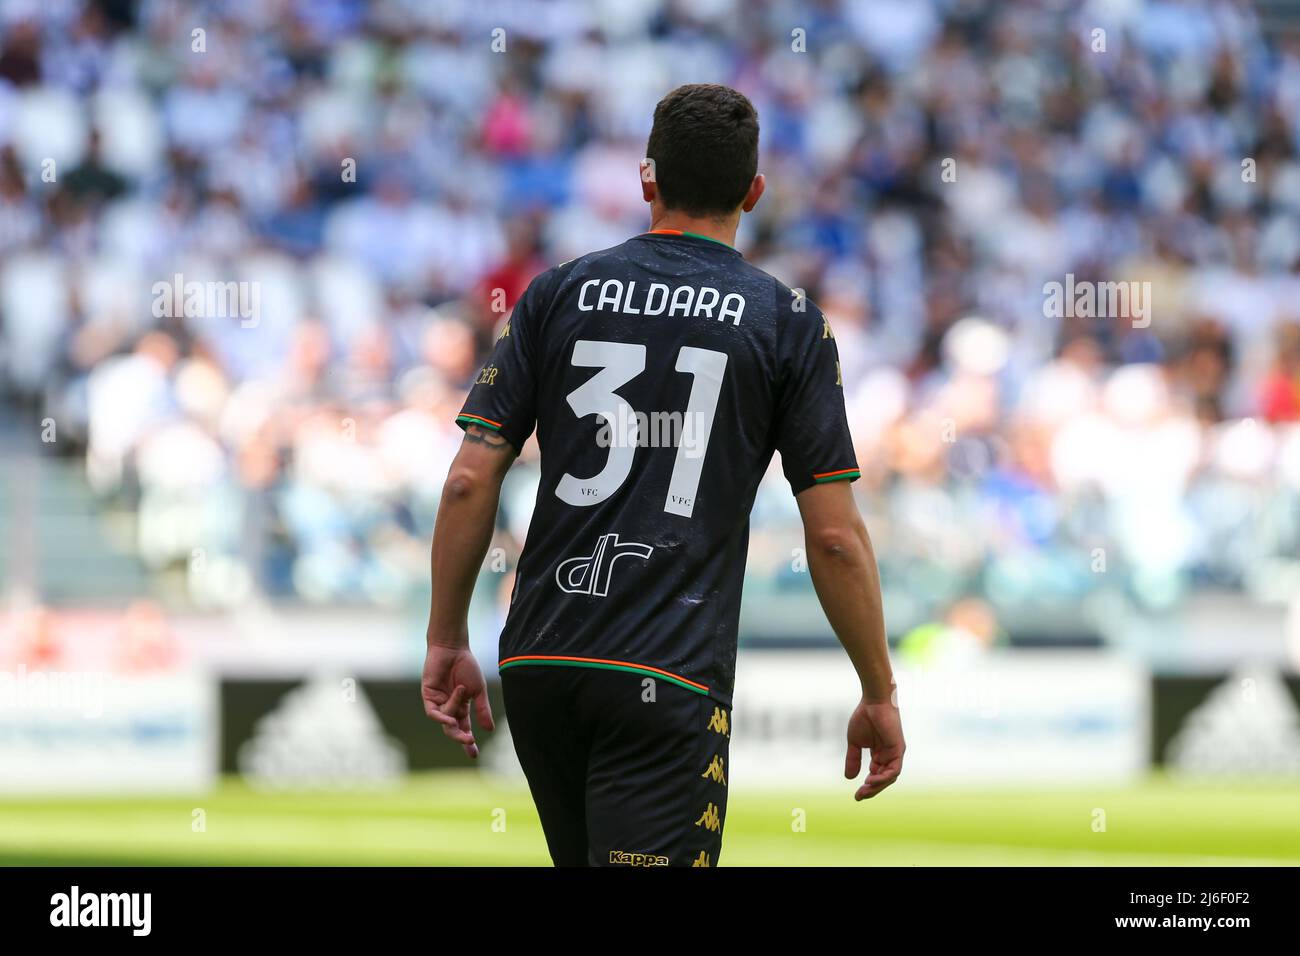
[645,84,759,217]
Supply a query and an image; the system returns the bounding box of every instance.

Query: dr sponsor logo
[556,533,654,597]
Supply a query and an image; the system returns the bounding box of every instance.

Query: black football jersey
[457,230,858,704]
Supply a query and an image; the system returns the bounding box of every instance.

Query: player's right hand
[844,697,904,800]
[421,643,496,759]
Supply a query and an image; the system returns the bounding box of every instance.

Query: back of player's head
[646,84,759,218]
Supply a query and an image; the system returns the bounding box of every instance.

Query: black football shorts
[500,664,732,867]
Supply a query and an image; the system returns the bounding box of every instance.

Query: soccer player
[423,84,903,867]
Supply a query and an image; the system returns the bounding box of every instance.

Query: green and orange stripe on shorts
[498,654,710,696]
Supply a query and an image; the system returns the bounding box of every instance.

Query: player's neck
[647,210,739,249]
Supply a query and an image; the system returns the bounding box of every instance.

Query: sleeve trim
[813,468,861,484]
[456,413,504,431]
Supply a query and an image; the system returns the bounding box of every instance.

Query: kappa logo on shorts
[609,850,670,867]
[701,754,727,785]
[707,707,729,737]
[691,851,711,867]
[694,803,722,832]
[556,533,653,597]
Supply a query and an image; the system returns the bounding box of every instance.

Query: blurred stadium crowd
[1,0,1299,637]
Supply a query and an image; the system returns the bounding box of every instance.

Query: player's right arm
[796,481,904,800]
[423,268,551,757]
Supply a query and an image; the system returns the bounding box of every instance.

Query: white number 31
[555,339,726,519]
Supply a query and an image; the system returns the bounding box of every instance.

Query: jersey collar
[641,228,739,252]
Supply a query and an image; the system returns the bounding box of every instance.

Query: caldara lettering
[50,886,152,937]
[578,278,746,325]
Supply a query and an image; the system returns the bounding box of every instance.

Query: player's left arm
[773,292,902,798]
[422,426,516,758]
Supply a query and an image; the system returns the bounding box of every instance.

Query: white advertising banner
[730,651,1148,789]
[0,668,218,794]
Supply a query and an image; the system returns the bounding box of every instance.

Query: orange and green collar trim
[643,228,734,250]
[498,654,709,695]
[813,468,861,484]
[457,413,503,431]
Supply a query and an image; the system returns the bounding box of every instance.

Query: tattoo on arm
[463,424,513,451]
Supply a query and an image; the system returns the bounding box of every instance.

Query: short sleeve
[773,296,859,495]
[456,273,548,452]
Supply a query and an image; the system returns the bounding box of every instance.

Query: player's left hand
[421,643,495,759]
[845,697,904,800]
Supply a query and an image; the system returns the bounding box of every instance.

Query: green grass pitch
[1,773,1297,866]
